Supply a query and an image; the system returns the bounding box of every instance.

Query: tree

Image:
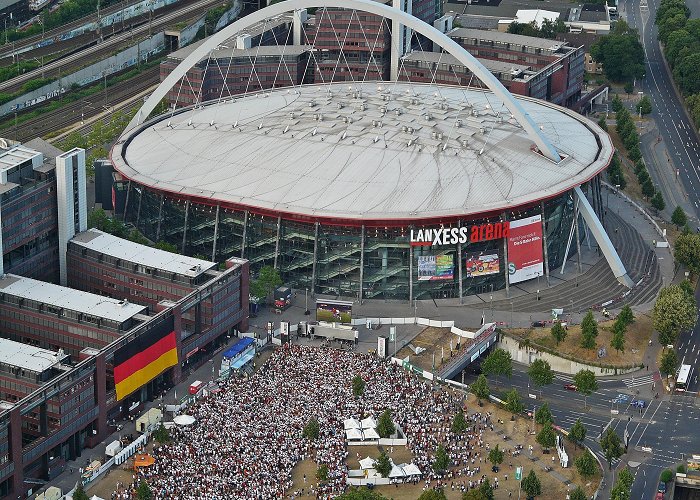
[250,265,282,300]
[317,464,329,482]
[488,444,504,467]
[536,422,556,451]
[674,53,700,95]
[136,481,152,500]
[375,450,392,478]
[352,375,365,398]
[73,485,89,500]
[651,191,666,211]
[600,428,624,470]
[660,349,679,376]
[619,467,635,489]
[611,320,626,353]
[478,479,495,500]
[653,284,697,346]
[471,374,490,403]
[335,487,386,500]
[569,486,588,500]
[418,491,448,500]
[674,232,700,275]
[637,95,653,115]
[534,402,553,425]
[504,388,524,414]
[575,450,598,478]
[590,20,645,82]
[672,206,688,227]
[550,321,567,345]
[598,115,608,131]
[641,178,656,199]
[481,348,513,378]
[612,95,624,112]
[452,409,468,434]
[153,422,171,443]
[568,419,587,449]
[580,311,599,349]
[521,470,542,498]
[376,409,395,438]
[573,369,599,408]
[433,444,450,475]
[529,359,554,395]
[154,240,178,253]
[303,417,320,440]
[624,81,635,95]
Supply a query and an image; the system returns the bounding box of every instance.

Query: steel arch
[125,0,562,162]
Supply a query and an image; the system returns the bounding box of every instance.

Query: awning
[345,428,363,441]
[173,415,196,426]
[402,463,422,476]
[363,428,380,440]
[361,416,377,429]
[344,418,362,430]
[389,464,406,478]
[231,350,255,370]
[359,456,376,470]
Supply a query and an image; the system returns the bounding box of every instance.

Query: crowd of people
[117,344,515,499]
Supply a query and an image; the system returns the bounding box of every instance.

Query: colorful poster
[465,253,500,277]
[507,215,544,284]
[316,300,352,323]
[417,255,454,281]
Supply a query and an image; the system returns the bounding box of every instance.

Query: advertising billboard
[417,254,454,281]
[465,253,500,278]
[507,215,544,284]
[316,299,352,324]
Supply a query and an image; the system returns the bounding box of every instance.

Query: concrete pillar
[155,193,164,242]
[181,199,190,254]
[541,202,550,286]
[10,406,23,497]
[292,9,307,46]
[503,212,510,297]
[135,186,143,228]
[241,210,249,258]
[273,215,282,269]
[95,353,108,442]
[574,198,582,273]
[211,204,220,262]
[122,180,132,222]
[39,402,48,437]
[390,0,411,81]
[359,225,365,303]
[310,222,319,296]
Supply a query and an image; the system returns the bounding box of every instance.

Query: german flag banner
[114,317,178,400]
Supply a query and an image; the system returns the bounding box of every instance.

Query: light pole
[304,288,309,315]
[490,293,493,321]
[510,301,513,328]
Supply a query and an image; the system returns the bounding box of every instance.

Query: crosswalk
[622,374,655,388]
[593,449,621,467]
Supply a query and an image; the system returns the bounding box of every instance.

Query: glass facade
[126,184,578,301]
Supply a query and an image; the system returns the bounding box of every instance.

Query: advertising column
[507,215,544,284]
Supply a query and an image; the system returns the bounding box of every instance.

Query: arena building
[112,0,631,302]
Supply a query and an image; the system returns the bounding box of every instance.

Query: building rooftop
[449,27,570,52]
[577,3,608,22]
[0,145,40,173]
[512,9,562,26]
[113,82,612,222]
[0,274,147,323]
[447,0,573,20]
[169,40,312,63]
[71,229,217,278]
[0,338,68,373]
[403,50,532,76]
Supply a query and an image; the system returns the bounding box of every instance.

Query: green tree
[418,491,448,500]
[536,422,556,451]
[73,485,89,500]
[250,265,283,300]
[451,409,468,434]
[152,422,171,443]
[569,486,588,500]
[672,206,688,227]
[568,419,587,449]
[600,428,624,470]
[618,305,635,326]
[375,451,392,478]
[610,482,631,500]
[481,348,513,378]
[652,284,697,346]
[573,369,599,408]
[433,444,450,475]
[678,464,687,473]
[521,470,543,498]
[674,53,700,95]
[624,81,635,95]
[136,481,152,500]
[580,311,599,349]
[612,94,624,112]
[488,444,504,467]
[302,417,320,440]
[534,402,553,425]
[471,374,490,403]
[674,232,700,275]
[317,464,329,482]
[478,479,495,500]
[651,191,666,211]
[590,20,645,82]
[575,450,598,478]
[550,321,567,345]
[335,487,386,500]
[154,240,178,253]
[528,359,554,395]
[619,467,635,489]
[641,178,656,199]
[462,490,489,500]
[504,388,524,414]
[611,320,626,353]
[352,375,365,398]
[637,95,653,115]
[598,115,609,131]
[660,349,679,376]
[376,409,395,438]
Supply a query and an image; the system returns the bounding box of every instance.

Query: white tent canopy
[359,456,376,469]
[402,463,422,476]
[344,418,362,430]
[345,428,363,441]
[389,464,406,478]
[173,414,196,426]
[90,496,107,500]
[363,428,380,440]
[361,416,377,429]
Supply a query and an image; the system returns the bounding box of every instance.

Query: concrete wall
[215,0,243,32]
[498,335,641,376]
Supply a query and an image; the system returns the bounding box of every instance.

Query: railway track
[0,0,220,94]
[4,65,159,142]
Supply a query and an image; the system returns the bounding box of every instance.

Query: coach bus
[676,364,692,392]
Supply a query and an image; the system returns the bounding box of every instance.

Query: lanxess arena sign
[409,222,510,247]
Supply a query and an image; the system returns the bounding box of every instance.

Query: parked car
[655,493,664,500]
[631,400,646,408]
[531,321,547,328]
[658,481,667,494]
[564,383,577,391]
[491,465,500,473]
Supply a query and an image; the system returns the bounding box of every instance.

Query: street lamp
[510,301,514,328]
[490,294,493,321]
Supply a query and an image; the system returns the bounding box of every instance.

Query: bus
[676,364,692,392]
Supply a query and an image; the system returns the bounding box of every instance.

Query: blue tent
[222,337,254,360]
